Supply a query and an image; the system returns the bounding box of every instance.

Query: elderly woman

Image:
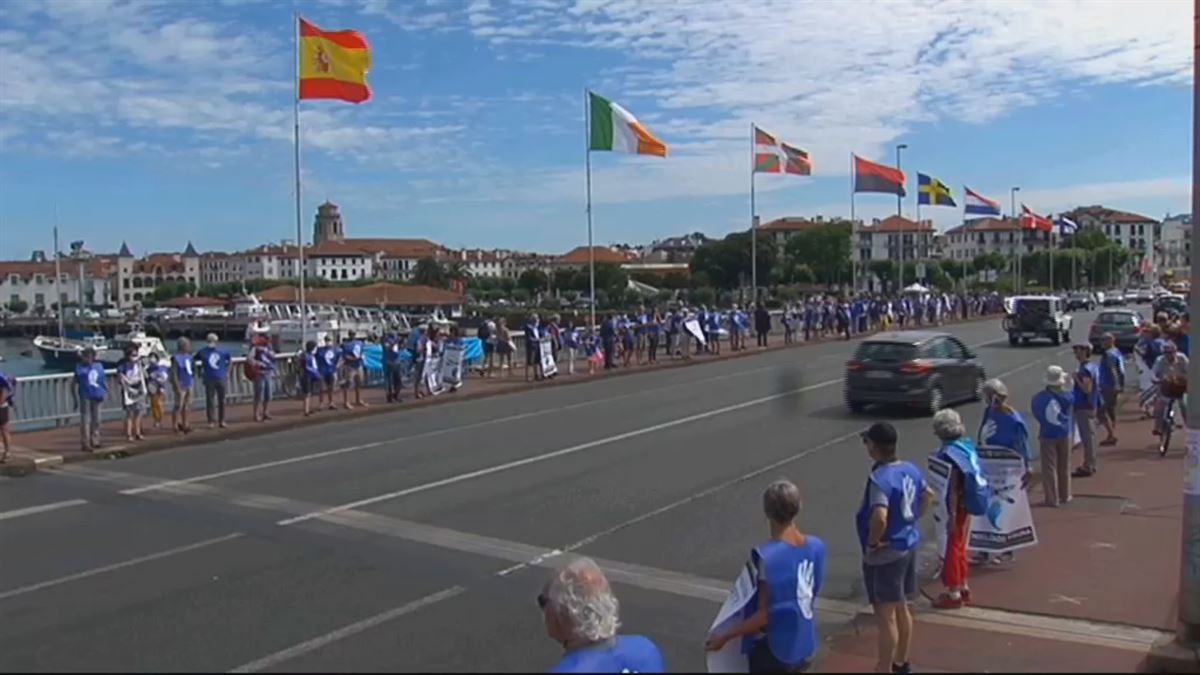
[540,557,665,673]
[930,409,987,610]
[975,379,1031,565]
[705,480,827,672]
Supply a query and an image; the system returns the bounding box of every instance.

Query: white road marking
[276,376,845,526]
[0,499,88,523]
[228,586,466,673]
[120,356,818,497]
[0,533,243,602]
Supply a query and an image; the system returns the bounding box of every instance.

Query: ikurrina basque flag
[853,154,906,196]
[753,126,812,175]
[588,92,667,157]
[298,17,372,104]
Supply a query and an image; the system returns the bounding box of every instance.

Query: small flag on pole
[963,186,1001,216]
[1020,204,1053,232]
[917,173,956,207]
[753,126,811,175]
[298,18,372,104]
[1055,216,1079,235]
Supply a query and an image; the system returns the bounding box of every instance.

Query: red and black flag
[853,154,906,196]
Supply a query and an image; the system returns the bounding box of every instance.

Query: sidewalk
[816,396,1198,672]
[4,319,984,476]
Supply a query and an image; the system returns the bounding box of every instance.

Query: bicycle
[1158,395,1176,457]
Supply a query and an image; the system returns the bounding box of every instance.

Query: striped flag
[1056,216,1079,235]
[753,126,812,175]
[853,155,906,196]
[298,18,372,104]
[1020,204,1053,232]
[588,92,667,157]
[963,187,1001,216]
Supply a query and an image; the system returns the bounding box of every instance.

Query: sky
[0,0,1193,259]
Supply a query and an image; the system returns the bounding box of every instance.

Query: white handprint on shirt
[901,475,916,521]
[796,560,815,620]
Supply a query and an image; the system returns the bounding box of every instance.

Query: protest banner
[684,318,707,346]
[424,354,443,395]
[927,454,951,562]
[539,337,558,377]
[441,343,465,390]
[706,560,756,673]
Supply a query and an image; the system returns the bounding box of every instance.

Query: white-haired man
[539,557,665,673]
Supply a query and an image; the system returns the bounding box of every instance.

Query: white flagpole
[850,153,857,292]
[750,123,757,302]
[294,12,307,348]
[585,89,596,332]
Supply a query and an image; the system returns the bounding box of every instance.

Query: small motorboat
[98,323,167,366]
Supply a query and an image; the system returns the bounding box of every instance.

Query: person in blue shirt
[524,313,542,381]
[856,422,933,675]
[341,331,367,409]
[705,479,826,673]
[194,333,231,429]
[1070,343,1102,478]
[249,335,277,423]
[1032,365,1074,507]
[382,331,404,403]
[171,337,195,434]
[541,557,665,674]
[1096,333,1125,446]
[599,313,617,370]
[0,369,14,463]
[300,340,322,416]
[975,378,1031,566]
[316,335,340,411]
[75,346,108,452]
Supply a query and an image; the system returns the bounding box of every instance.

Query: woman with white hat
[1031,365,1075,507]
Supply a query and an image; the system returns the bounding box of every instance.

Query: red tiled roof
[859,216,934,233]
[759,217,822,232]
[1067,205,1158,224]
[0,260,114,281]
[257,282,463,307]
[308,240,373,257]
[344,238,446,259]
[556,246,632,265]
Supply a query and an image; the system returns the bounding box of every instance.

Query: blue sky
[0,0,1192,259]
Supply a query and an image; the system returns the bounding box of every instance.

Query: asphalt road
[0,311,1108,672]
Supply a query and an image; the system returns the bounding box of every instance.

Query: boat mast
[52,211,65,340]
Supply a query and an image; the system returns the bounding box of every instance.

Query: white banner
[928,448,1037,560]
[440,343,465,390]
[684,318,707,346]
[539,338,558,377]
[706,561,756,673]
[423,355,443,396]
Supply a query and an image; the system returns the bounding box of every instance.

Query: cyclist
[1151,340,1189,437]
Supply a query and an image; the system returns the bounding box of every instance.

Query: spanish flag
[298,18,372,104]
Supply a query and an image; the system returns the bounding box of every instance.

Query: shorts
[301,376,318,396]
[344,367,364,387]
[0,405,9,426]
[862,549,916,605]
[124,400,145,415]
[174,389,192,412]
[483,341,495,355]
[322,373,336,390]
[1098,389,1118,423]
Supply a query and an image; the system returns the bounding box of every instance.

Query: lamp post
[896,143,908,291]
[1011,186,1021,292]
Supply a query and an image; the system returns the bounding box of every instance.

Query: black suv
[844,331,985,416]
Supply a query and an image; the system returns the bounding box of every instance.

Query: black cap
[861,421,898,445]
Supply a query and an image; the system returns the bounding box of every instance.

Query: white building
[1062,205,1159,277]
[452,249,504,278]
[116,243,201,308]
[1159,213,1191,275]
[942,217,1058,261]
[0,259,116,312]
[857,216,936,265]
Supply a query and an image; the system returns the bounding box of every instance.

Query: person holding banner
[857,422,933,675]
[930,409,988,610]
[540,557,666,673]
[704,480,826,673]
[975,378,1032,565]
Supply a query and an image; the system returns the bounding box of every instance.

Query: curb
[14,314,998,474]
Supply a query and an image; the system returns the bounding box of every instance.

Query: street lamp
[896,144,908,290]
[1011,186,1021,292]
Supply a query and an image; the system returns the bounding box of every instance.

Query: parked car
[1102,290,1126,306]
[1003,295,1073,346]
[844,331,985,416]
[1064,292,1096,311]
[1152,294,1187,319]
[1135,287,1154,304]
[1089,309,1143,353]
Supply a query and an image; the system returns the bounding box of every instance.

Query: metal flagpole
[293,12,307,347]
[850,153,857,292]
[52,212,64,340]
[750,123,757,302]
[896,145,906,292]
[585,89,596,332]
[1048,222,1054,292]
[916,198,922,286]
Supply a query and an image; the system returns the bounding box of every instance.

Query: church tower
[313,201,346,244]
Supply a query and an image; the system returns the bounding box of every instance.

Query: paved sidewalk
[3,320,979,476]
[816,394,1197,672]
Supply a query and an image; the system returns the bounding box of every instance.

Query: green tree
[1089,246,1132,287]
[518,269,549,295]
[153,280,197,302]
[444,260,470,286]
[1066,228,1110,251]
[6,299,29,315]
[689,231,776,290]
[782,221,852,285]
[413,256,448,288]
[592,262,629,296]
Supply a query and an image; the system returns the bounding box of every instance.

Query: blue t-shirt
[304,351,321,380]
[173,352,195,388]
[1098,348,1125,392]
[1073,362,1100,410]
[195,346,231,383]
[317,345,340,376]
[1031,388,1073,440]
[75,362,107,401]
[342,340,365,367]
[551,636,665,673]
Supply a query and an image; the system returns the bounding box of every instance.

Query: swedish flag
[918,173,956,207]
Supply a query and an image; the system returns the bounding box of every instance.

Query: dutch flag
[963,186,1002,217]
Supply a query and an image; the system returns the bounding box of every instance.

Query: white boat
[265,313,340,353]
[98,324,167,366]
[33,333,108,370]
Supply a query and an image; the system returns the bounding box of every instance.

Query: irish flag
[588,92,667,157]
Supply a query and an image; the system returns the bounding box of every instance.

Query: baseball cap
[861,421,898,446]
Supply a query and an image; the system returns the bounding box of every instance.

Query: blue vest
[304,352,321,379]
[343,340,364,364]
[742,537,826,666]
[197,347,230,382]
[76,362,107,401]
[318,346,340,375]
[1098,348,1125,391]
[855,461,925,554]
[978,407,1031,462]
[1031,388,1072,439]
[173,352,194,388]
[550,636,665,673]
[936,438,990,516]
